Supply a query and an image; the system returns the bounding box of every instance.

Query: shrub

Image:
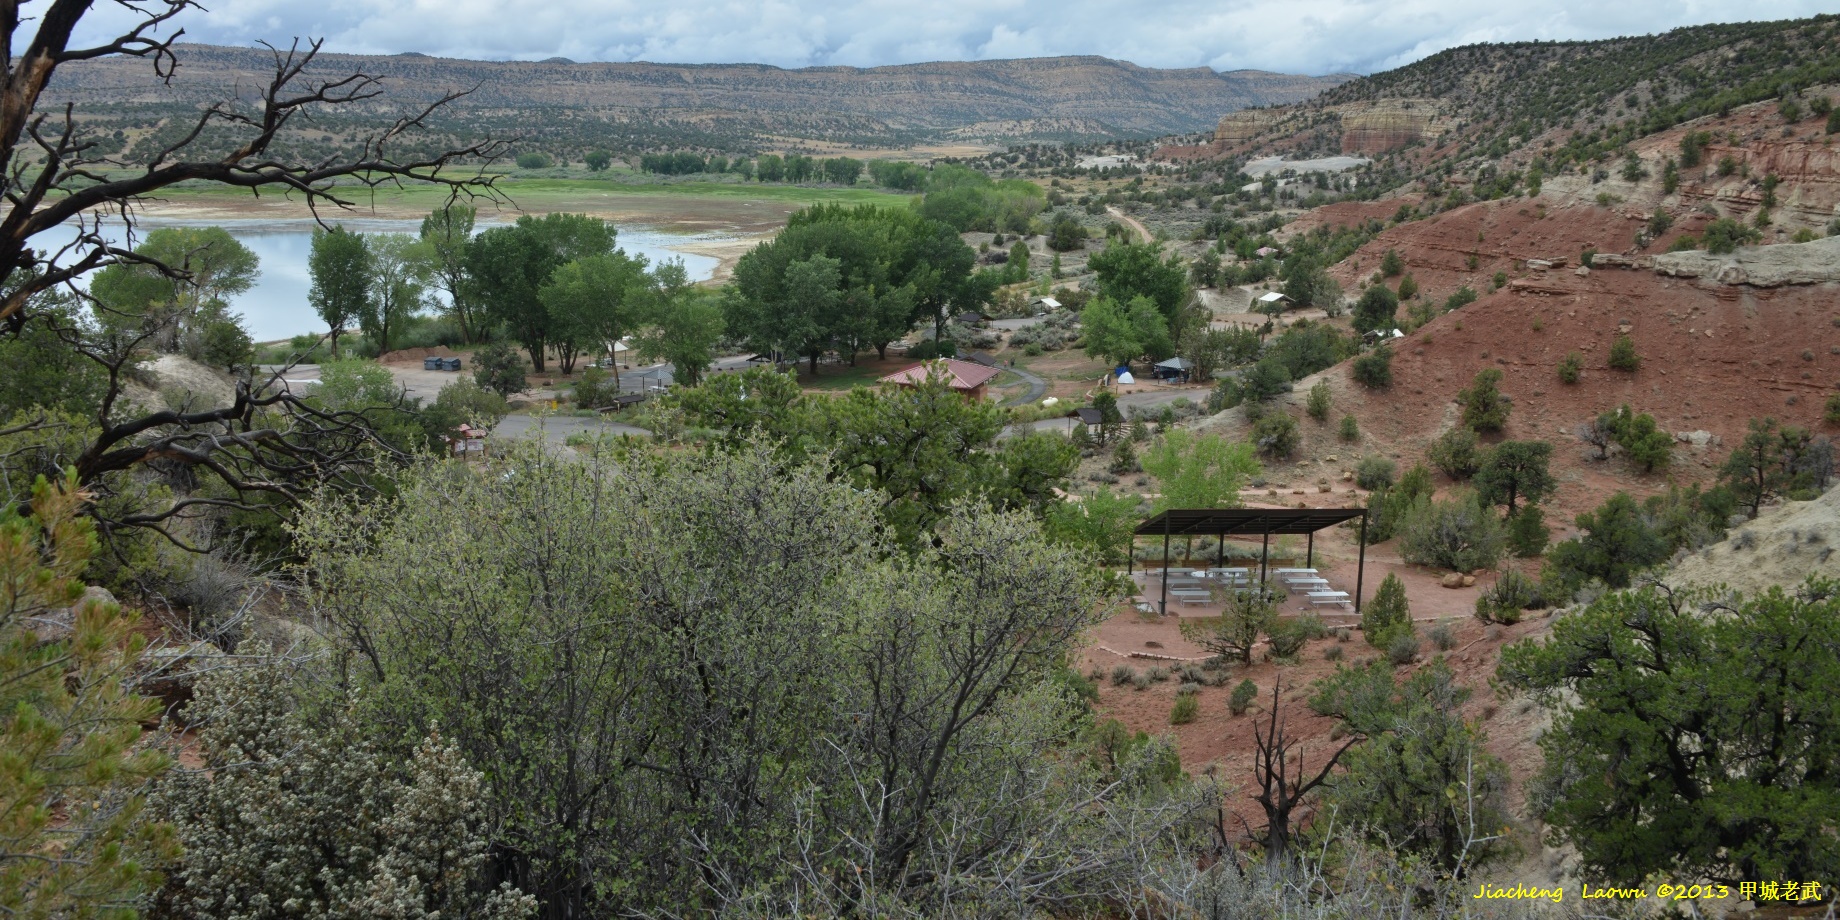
[1206,377,1243,414]
[1363,573,1412,648]
[514,151,553,169]
[1353,285,1399,333]
[1400,492,1507,573]
[1380,249,1405,277]
[1110,664,1136,686]
[1457,369,1511,433]
[1827,392,1840,426]
[1387,630,1421,666]
[1607,334,1641,371]
[1703,217,1760,254]
[1475,567,1537,624]
[1229,679,1259,715]
[1170,694,1200,724]
[1557,351,1583,384]
[1251,411,1299,459]
[1352,345,1393,389]
[1324,644,1344,661]
[472,340,527,398]
[1340,414,1360,442]
[573,366,618,409]
[1428,622,1456,651]
[1307,379,1332,421]
[1397,274,1418,300]
[1266,617,1314,659]
[1108,440,1139,474]
[1145,665,1170,683]
[1355,455,1396,491]
[1427,426,1483,480]
[1131,672,1151,690]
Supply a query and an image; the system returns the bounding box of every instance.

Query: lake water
[36,218,725,342]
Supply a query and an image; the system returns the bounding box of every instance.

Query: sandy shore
[671,235,770,284]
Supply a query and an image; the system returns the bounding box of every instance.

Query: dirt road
[1106,207,1153,243]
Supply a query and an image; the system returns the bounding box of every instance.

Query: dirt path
[1106,207,1153,243]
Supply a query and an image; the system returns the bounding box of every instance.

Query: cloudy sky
[69,0,1835,75]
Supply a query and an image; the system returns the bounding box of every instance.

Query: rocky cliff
[1337,99,1443,154]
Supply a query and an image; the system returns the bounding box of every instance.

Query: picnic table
[1307,590,1352,608]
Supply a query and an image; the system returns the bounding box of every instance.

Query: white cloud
[57,0,1837,74]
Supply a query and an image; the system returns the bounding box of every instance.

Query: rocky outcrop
[1338,99,1442,154]
[1215,108,1285,145]
[1653,236,1840,287]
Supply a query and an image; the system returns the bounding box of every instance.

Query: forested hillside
[46,44,1350,160]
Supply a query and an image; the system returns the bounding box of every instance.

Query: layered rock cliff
[1337,99,1443,154]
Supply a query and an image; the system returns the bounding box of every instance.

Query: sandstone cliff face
[1337,99,1442,154]
[1214,108,1284,145]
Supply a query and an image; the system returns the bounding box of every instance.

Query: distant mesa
[539,57,577,65]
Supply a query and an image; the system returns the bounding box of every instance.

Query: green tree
[1048,212,1086,252]
[1380,248,1405,277]
[0,472,176,917]
[1313,660,1512,875]
[1608,405,1671,472]
[1500,579,1840,886]
[307,226,371,359]
[1399,492,1506,572]
[420,204,478,343]
[1306,379,1331,421]
[1044,485,1139,564]
[0,292,106,419]
[585,150,612,171]
[1087,240,1189,326]
[1472,440,1555,516]
[1140,428,1261,511]
[360,233,428,356]
[423,376,510,441]
[1543,492,1667,590]
[1703,217,1761,254]
[1351,344,1394,389]
[1719,417,1788,518]
[1427,426,1483,480]
[632,265,724,387]
[540,250,651,379]
[1351,284,1399,334]
[1507,505,1549,557]
[1079,296,1144,368]
[468,214,617,373]
[1457,369,1511,433]
[89,226,259,357]
[1361,573,1412,648]
[1250,411,1299,460]
[472,340,527,398]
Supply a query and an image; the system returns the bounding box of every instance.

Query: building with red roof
[878,358,1003,400]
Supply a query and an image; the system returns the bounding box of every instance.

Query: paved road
[493,414,651,442]
[1002,365,1047,407]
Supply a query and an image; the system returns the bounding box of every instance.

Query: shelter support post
[1217,531,1224,567]
[1355,512,1368,614]
[1160,523,1171,616]
[1259,530,1270,590]
[1307,532,1314,568]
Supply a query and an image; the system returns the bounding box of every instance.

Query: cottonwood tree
[0,3,503,540]
[419,204,478,342]
[307,226,371,358]
[360,233,428,356]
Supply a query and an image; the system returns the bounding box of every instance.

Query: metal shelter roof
[1134,507,1366,536]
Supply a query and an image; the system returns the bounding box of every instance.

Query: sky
[65,0,1837,76]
